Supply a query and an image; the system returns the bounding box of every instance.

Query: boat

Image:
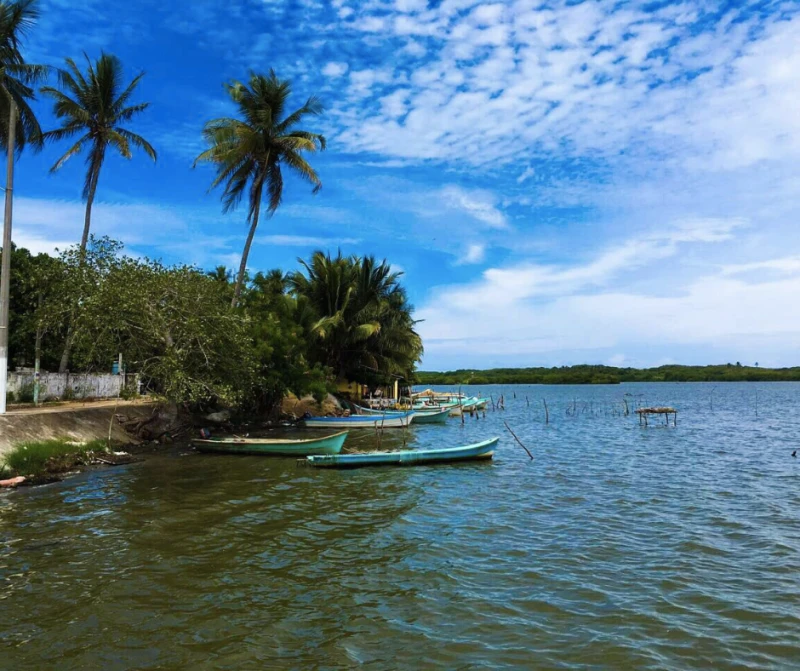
[404,407,449,424]
[194,431,348,456]
[303,411,415,429]
[357,406,450,422]
[449,399,479,416]
[305,437,499,468]
[412,400,460,411]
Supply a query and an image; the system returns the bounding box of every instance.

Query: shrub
[119,385,140,401]
[2,438,108,477]
[16,382,35,404]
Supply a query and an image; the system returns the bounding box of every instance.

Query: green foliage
[239,269,328,413]
[289,250,423,387]
[417,364,800,385]
[41,52,156,248]
[3,437,106,476]
[14,380,34,402]
[0,0,47,152]
[119,385,139,401]
[6,238,421,413]
[5,243,64,369]
[195,69,325,305]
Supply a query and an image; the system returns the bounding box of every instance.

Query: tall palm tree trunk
[232,194,261,308]
[58,158,102,373]
[80,157,102,254]
[0,102,17,414]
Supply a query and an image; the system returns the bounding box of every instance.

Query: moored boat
[194,430,348,456]
[405,407,449,424]
[305,437,498,468]
[449,399,479,416]
[303,412,415,429]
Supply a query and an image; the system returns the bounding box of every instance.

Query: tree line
[417,364,800,386]
[7,240,422,410]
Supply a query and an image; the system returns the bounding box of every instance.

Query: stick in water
[504,420,533,460]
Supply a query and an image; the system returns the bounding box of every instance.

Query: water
[1,383,799,669]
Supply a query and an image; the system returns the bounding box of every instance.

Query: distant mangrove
[416,364,800,386]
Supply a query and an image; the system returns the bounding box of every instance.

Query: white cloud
[322,61,349,77]
[439,185,508,229]
[517,166,535,184]
[456,243,486,265]
[330,2,800,173]
[416,218,797,365]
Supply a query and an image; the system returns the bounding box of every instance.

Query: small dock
[635,407,677,427]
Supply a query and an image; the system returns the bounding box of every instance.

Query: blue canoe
[305,437,498,468]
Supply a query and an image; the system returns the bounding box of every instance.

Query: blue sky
[12,0,800,370]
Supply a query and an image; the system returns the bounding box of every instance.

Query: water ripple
[1,382,800,669]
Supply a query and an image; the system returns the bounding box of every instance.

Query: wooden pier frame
[635,407,677,427]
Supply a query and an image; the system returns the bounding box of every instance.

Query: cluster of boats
[193,391,497,468]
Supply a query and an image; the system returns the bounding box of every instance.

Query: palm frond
[48,132,90,171]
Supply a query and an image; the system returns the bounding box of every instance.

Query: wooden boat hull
[408,407,450,424]
[449,400,478,416]
[305,437,498,468]
[303,412,414,429]
[358,406,449,423]
[194,431,348,456]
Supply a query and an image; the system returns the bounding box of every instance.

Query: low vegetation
[417,364,800,386]
[2,438,108,479]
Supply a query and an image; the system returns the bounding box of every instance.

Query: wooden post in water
[503,420,533,460]
[543,398,549,424]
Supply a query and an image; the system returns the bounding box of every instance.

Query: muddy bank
[0,400,160,457]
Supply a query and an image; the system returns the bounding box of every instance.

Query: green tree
[0,0,45,152]
[195,70,325,307]
[42,238,256,407]
[241,269,328,413]
[290,251,423,385]
[6,244,64,369]
[41,52,157,253]
[41,52,156,372]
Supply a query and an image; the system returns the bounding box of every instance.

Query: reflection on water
[2,383,800,669]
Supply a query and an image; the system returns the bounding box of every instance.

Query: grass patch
[2,438,109,478]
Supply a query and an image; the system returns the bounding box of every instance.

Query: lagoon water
[1,383,799,669]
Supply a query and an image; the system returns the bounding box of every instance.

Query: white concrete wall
[7,372,137,401]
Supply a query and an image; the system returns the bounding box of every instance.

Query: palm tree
[0,0,46,414]
[290,251,423,384]
[195,70,325,308]
[41,52,156,373]
[41,52,157,254]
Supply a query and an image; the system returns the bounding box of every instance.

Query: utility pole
[0,102,17,415]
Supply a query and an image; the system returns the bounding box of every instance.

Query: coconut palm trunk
[58,153,103,373]
[80,153,103,253]
[0,103,16,414]
[232,185,261,308]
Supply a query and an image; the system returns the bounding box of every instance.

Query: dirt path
[5,398,155,416]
